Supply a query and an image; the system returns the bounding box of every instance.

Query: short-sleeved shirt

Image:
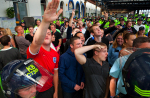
[82,58,109,98]
[109,55,130,95]
[15,36,31,55]
[0,47,22,70]
[52,31,62,47]
[26,46,59,92]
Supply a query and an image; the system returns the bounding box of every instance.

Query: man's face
[95,47,108,61]
[37,20,41,26]
[72,24,75,29]
[87,23,92,28]
[43,29,52,45]
[78,21,83,28]
[21,23,25,27]
[93,26,102,37]
[139,30,145,34]
[73,19,76,22]
[96,22,100,26]
[71,39,82,50]
[127,22,132,27]
[50,25,56,33]
[56,21,60,25]
[17,26,24,34]
[138,42,150,48]
[65,22,69,26]
[137,21,142,25]
[18,84,36,98]
[29,27,34,33]
[76,33,85,45]
[120,20,124,25]
[126,35,136,47]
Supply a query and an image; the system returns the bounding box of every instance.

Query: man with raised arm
[26,0,63,98]
[75,42,110,98]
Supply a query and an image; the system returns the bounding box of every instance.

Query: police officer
[0,59,53,98]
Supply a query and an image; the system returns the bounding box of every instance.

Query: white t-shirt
[34,26,38,33]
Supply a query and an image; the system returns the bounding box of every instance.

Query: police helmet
[1,59,53,98]
[122,48,150,98]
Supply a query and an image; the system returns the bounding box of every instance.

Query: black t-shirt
[52,31,62,47]
[67,26,72,39]
[0,47,22,70]
[86,37,109,58]
[56,25,61,30]
[25,34,33,43]
[82,58,109,98]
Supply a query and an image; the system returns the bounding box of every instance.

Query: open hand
[72,9,75,16]
[43,0,63,23]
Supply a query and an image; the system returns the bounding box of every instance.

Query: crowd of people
[0,0,150,98]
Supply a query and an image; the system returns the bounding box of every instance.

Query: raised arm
[100,12,108,29]
[75,45,104,65]
[69,10,75,27]
[30,0,63,54]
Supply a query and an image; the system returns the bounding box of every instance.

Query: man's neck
[42,44,51,51]
[30,32,34,36]
[94,36,101,42]
[127,26,131,29]
[93,56,102,66]
[53,30,56,34]
[17,33,23,36]
[3,45,11,50]
[70,48,74,53]
[65,25,68,28]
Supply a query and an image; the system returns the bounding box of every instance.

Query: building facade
[0,0,101,33]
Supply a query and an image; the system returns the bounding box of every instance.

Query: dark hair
[65,21,69,25]
[74,31,83,37]
[50,24,56,28]
[72,28,79,32]
[126,20,132,27]
[148,31,150,37]
[139,26,145,31]
[28,25,34,29]
[133,37,150,47]
[109,20,115,26]
[95,21,99,24]
[0,35,10,46]
[70,36,80,45]
[124,33,135,43]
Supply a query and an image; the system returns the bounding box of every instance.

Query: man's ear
[91,32,94,36]
[70,44,73,49]
[94,50,99,56]
[8,42,11,46]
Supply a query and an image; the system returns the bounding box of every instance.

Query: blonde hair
[112,33,124,48]
[5,28,13,37]
[0,28,7,36]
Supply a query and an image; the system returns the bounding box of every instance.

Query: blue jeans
[62,90,83,98]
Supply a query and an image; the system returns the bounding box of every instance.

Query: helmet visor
[6,59,53,98]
